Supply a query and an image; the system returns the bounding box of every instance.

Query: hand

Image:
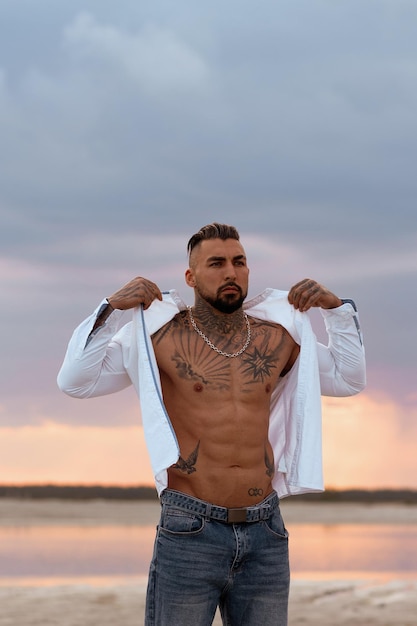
[288,278,342,312]
[107,277,163,310]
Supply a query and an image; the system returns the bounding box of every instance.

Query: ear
[185,268,196,288]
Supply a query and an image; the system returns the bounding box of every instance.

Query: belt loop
[261,504,270,521]
[205,502,212,519]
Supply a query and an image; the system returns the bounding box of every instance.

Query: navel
[193,383,204,392]
[265,383,271,393]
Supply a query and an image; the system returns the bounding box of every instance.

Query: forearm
[317,302,366,396]
[57,299,132,398]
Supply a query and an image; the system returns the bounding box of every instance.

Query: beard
[196,283,247,313]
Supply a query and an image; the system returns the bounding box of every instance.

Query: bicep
[84,339,132,397]
[58,338,132,398]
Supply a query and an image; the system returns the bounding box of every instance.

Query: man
[58,223,366,626]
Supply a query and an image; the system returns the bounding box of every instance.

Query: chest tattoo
[241,346,278,382]
[172,348,230,390]
[240,334,284,383]
[155,315,288,390]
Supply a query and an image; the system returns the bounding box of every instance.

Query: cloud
[242,232,417,287]
[1,391,416,490]
[322,393,417,489]
[0,423,154,485]
[63,13,210,96]
[0,1,416,487]
[0,2,416,243]
[1,229,415,430]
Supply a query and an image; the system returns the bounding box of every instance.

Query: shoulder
[248,315,285,334]
[152,310,189,343]
[248,315,296,346]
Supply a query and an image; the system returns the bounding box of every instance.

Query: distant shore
[1,484,416,503]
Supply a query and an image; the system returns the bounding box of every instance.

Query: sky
[0,0,416,490]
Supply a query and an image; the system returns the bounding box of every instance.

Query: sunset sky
[1,1,416,491]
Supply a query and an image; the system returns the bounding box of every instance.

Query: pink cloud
[1,393,416,490]
[322,393,417,489]
[0,423,154,486]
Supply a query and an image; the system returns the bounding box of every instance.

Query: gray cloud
[0,0,416,427]
[1,1,417,243]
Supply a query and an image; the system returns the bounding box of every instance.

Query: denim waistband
[160,489,279,524]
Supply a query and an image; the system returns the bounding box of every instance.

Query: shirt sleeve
[316,302,366,397]
[57,299,133,398]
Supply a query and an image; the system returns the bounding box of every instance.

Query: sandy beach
[1,498,416,625]
[1,576,416,626]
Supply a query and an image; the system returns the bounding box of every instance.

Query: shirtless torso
[152,310,299,508]
[96,232,340,509]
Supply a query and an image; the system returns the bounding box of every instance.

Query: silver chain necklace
[187,306,251,358]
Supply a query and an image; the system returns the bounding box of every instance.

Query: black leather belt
[161,489,279,524]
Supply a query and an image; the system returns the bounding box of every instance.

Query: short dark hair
[187,223,240,257]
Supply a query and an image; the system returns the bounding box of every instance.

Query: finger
[289,280,321,311]
[298,288,322,312]
[288,278,310,301]
[141,280,163,309]
[109,278,162,310]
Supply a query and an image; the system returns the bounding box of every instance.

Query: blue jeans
[145,489,289,626]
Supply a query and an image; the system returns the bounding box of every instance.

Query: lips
[220,284,240,295]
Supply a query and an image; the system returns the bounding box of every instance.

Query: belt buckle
[227,507,248,523]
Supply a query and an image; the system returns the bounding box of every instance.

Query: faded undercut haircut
[187,223,240,259]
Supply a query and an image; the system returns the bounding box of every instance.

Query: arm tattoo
[173,441,200,474]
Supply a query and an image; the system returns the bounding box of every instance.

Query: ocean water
[1,522,416,582]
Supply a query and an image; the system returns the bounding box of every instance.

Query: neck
[193,295,245,335]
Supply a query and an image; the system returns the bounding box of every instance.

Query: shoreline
[1,498,417,526]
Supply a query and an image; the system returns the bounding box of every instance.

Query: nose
[224,262,237,281]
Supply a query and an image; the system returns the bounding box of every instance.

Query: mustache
[218,282,242,294]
